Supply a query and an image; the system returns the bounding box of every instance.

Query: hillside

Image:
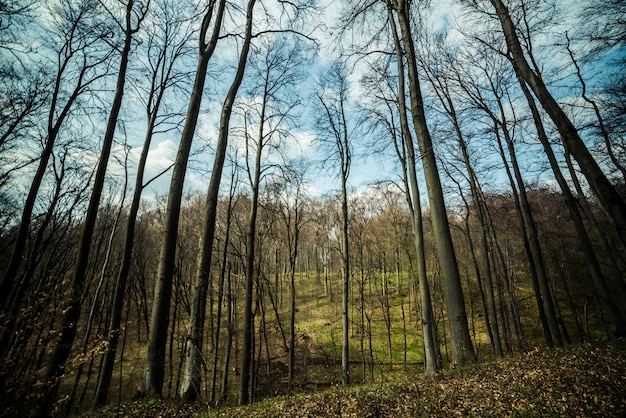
[84,340,626,417]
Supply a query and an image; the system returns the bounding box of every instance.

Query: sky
[2,0,620,215]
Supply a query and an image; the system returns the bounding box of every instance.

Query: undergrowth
[81,339,626,417]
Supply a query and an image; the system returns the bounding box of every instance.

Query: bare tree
[93,0,194,406]
[385,7,444,373]
[234,31,311,403]
[515,70,626,338]
[418,39,506,357]
[38,1,151,414]
[138,0,227,398]
[386,0,476,365]
[176,0,259,403]
[1,0,115,310]
[486,0,626,249]
[315,60,353,385]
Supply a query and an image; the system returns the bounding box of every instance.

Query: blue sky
[2,0,621,215]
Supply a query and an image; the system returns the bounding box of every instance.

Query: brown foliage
[82,341,626,417]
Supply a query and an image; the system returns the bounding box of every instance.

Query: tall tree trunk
[233,5,260,405]
[469,173,525,352]
[287,202,301,391]
[491,121,556,347]
[565,151,626,310]
[438,86,504,358]
[181,0,255,403]
[516,74,626,337]
[489,0,626,249]
[209,169,237,405]
[139,0,227,398]
[498,117,563,347]
[392,0,475,365]
[316,62,352,386]
[94,21,183,402]
[471,168,524,352]
[386,1,442,375]
[340,173,350,386]
[39,3,143,413]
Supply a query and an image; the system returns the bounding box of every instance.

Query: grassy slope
[84,340,626,417]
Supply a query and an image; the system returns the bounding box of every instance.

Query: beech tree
[418,39,507,357]
[93,0,194,406]
[0,0,115,310]
[235,34,309,403]
[484,0,626,249]
[139,0,227,398]
[38,2,151,414]
[386,0,476,365]
[315,61,353,385]
[180,0,257,403]
[386,9,444,373]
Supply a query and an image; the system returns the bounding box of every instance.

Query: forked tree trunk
[140,0,227,398]
[181,0,255,403]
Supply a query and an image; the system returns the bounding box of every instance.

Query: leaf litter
[83,340,626,417]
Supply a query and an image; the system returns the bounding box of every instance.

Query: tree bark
[516,73,626,337]
[139,0,227,398]
[392,0,476,365]
[386,1,442,374]
[231,4,259,406]
[39,2,143,414]
[489,0,626,249]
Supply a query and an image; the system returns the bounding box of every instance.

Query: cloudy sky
[3,0,618,211]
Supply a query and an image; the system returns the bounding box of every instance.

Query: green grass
[67,268,585,416]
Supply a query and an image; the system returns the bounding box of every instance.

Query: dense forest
[0,0,625,416]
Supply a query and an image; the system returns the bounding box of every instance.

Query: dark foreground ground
[83,340,626,417]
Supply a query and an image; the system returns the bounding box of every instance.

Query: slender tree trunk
[517,74,626,337]
[441,90,503,358]
[234,6,260,406]
[393,0,475,365]
[472,169,524,352]
[385,1,442,374]
[181,0,254,401]
[287,204,301,391]
[39,6,140,413]
[565,151,626,310]
[489,0,626,249]
[492,122,556,347]
[70,185,126,412]
[218,266,234,407]
[94,45,173,406]
[341,174,350,386]
[209,171,236,405]
[140,0,226,398]
[499,119,563,347]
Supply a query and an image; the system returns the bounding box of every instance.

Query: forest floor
[83,340,626,417]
